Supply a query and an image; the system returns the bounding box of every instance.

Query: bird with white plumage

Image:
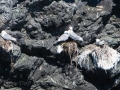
[48,25,83,50]
[57,26,83,43]
[57,30,70,43]
[0,30,17,42]
[55,25,83,68]
[95,38,105,46]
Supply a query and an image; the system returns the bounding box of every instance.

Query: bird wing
[57,33,69,42]
[99,41,105,45]
[2,33,16,41]
[70,31,83,41]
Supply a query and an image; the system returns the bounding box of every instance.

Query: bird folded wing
[70,32,83,41]
[57,33,69,42]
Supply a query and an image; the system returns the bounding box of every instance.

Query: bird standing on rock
[69,26,83,41]
[57,26,83,44]
[56,25,83,68]
[57,30,70,42]
[48,25,83,50]
[0,30,17,42]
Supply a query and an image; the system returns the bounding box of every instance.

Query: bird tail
[12,38,17,42]
[12,39,22,46]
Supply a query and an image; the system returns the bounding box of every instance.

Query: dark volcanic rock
[0,0,13,30]
[30,65,84,90]
[39,1,76,27]
[24,14,51,40]
[74,81,97,90]
[0,0,27,30]
[71,0,114,45]
[0,0,120,90]
[13,53,43,76]
[11,6,27,29]
[97,24,120,48]
[20,38,57,57]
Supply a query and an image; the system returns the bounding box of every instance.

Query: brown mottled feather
[61,41,78,68]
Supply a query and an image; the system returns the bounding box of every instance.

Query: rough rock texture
[77,44,120,89]
[0,0,120,90]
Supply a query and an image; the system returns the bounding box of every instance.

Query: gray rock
[12,44,21,63]
[24,14,49,40]
[97,24,120,48]
[39,1,76,27]
[77,44,120,89]
[74,81,97,90]
[0,0,13,30]
[4,87,22,90]
[0,0,119,90]
[13,53,43,73]
[11,6,27,29]
[31,69,84,90]
[72,0,114,44]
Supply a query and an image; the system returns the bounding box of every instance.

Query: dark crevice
[102,14,111,26]
[82,68,112,90]
[41,22,71,36]
[26,0,53,13]
[82,0,101,7]
[11,21,27,31]
[21,46,53,58]
[111,1,120,18]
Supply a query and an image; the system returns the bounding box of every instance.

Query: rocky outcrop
[0,0,120,90]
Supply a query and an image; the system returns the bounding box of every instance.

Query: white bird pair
[56,26,83,53]
[57,26,83,43]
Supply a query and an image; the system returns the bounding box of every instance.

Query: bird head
[69,26,73,30]
[64,30,71,36]
[96,39,100,43]
[1,30,7,36]
[66,26,73,35]
[68,26,73,32]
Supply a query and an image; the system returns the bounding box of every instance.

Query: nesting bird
[0,40,13,52]
[95,39,105,46]
[55,26,83,68]
[0,30,17,42]
[57,41,79,68]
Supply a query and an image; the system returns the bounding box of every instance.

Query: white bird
[57,31,70,42]
[0,30,17,42]
[99,40,105,46]
[95,39,105,46]
[57,26,83,43]
[69,26,83,41]
[96,39,100,45]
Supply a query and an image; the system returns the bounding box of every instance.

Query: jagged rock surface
[0,0,120,90]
